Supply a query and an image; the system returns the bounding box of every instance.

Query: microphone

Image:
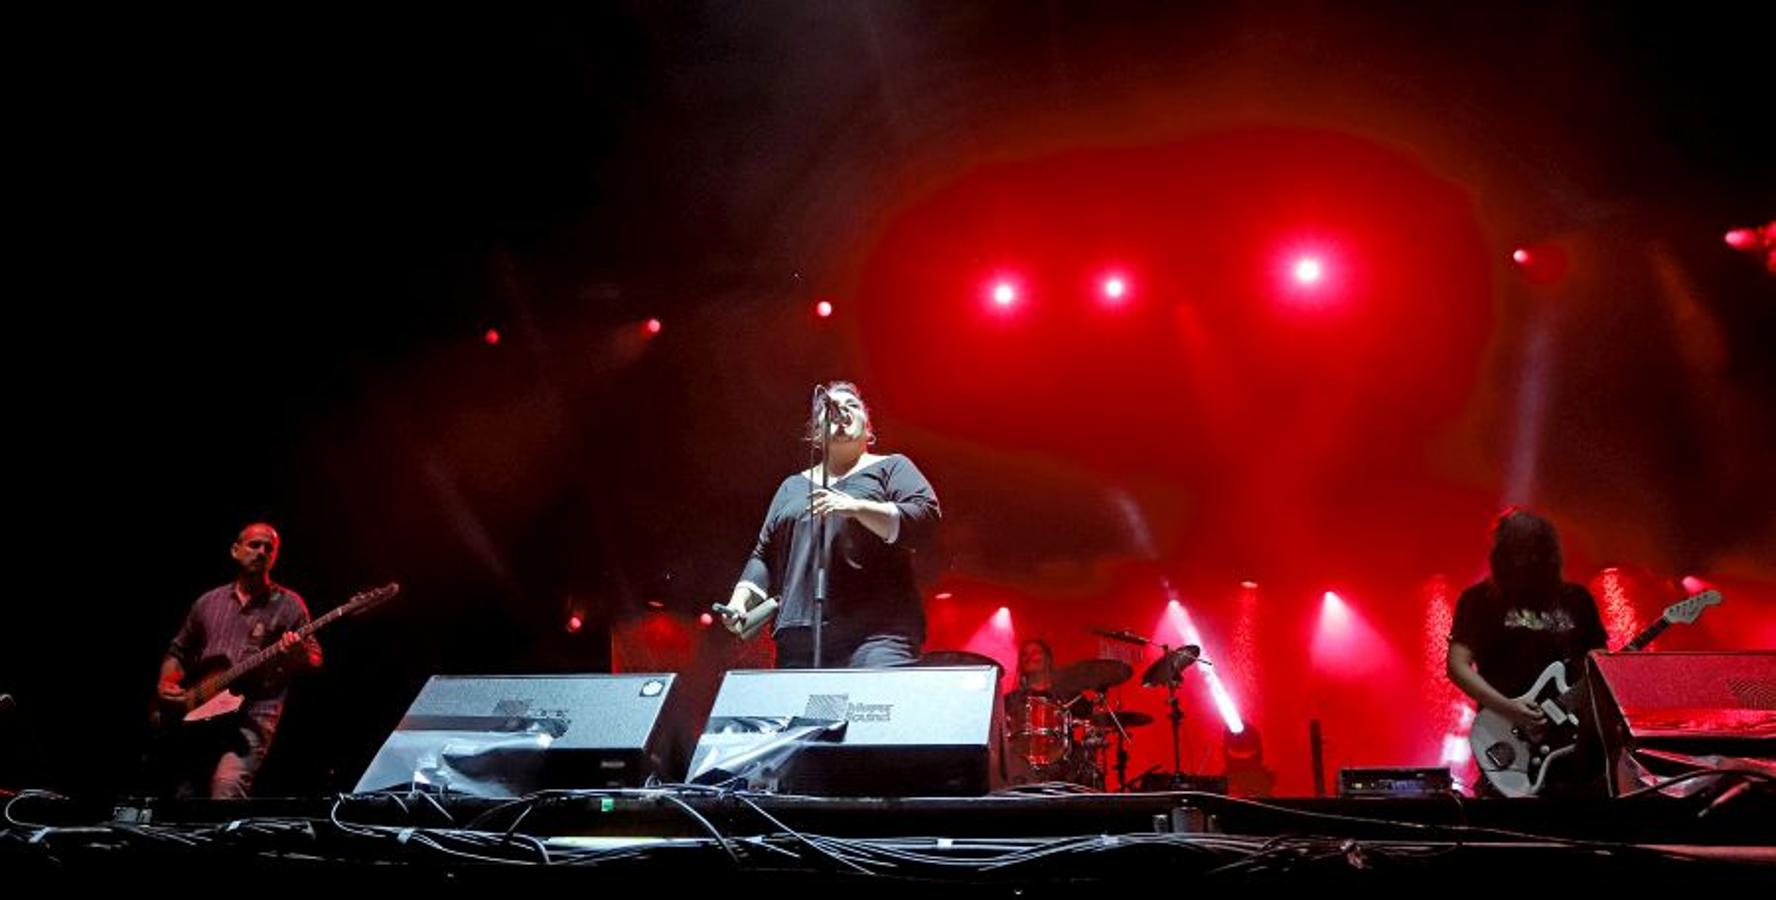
[1093,628,1148,646]
[711,598,779,640]
[815,393,852,428]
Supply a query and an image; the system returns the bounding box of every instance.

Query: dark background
[6,2,1772,797]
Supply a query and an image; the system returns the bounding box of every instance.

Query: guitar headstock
[342,582,401,616]
[1662,589,1722,625]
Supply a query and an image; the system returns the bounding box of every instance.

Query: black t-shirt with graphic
[1449,581,1609,699]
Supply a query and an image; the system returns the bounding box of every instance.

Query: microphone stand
[1096,704,1133,792]
[1151,642,1207,780]
[1159,642,1187,778]
[808,386,833,668]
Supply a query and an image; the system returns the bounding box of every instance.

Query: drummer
[1004,639,1095,720]
[1010,639,1056,699]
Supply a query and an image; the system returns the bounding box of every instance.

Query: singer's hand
[717,586,753,636]
[811,488,862,519]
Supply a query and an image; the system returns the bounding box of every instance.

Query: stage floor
[7,787,1775,890]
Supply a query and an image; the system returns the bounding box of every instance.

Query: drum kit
[921,630,1206,791]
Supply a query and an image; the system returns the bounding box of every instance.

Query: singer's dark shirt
[738,454,940,640]
[166,583,321,724]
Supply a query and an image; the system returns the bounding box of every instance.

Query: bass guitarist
[155,522,322,798]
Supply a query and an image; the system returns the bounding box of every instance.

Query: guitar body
[1467,589,1722,797]
[1470,661,1582,797]
[149,583,400,730]
[150,656,247,730]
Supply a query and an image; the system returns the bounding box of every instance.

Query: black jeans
[774,626,920,668]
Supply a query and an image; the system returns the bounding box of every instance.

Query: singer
[716,381,941,667]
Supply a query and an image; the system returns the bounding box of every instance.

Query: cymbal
[1089,710,1153,728]
[1052,658,1133,696]
[917,650,1002,670]
[1091,628,1148,646]
[1140,645,1201,687]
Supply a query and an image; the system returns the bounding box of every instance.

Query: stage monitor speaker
[687,666,999,796]
[354,673,678,796]
[1586,651,1776,796]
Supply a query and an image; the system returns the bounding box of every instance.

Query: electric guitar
[151,582,399,728]
[1469,589,1722,797]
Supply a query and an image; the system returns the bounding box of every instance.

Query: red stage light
[566,614,583,633]
[698,612,714,627]
[1102,276,1127,301]
[815,300,834,318]
[1725,228,1756,250]
[992,282,1017,307]
[1319,591,1350,632]
[644,318,663,335]
[483,328,501,345]
[1512,243,1570,284]
[1292,257,1324,285]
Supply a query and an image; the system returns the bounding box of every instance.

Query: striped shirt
[167,582,321,722]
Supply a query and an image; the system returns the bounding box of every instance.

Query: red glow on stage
[483,328,501,345]
[698,612,714,627]
[1421,574,1472,792]
[1422,577,1456,709]
[1311,590,1396,681]
[1594,568,1640,648]
[933,592,954,601]
[638,609,691,650]
[1319,590,1351,634]
[645,599,666,610]
[565,614,583,633]
[1153,595,1245,733]
[644,318,663,335]
[1680,575,1710,595]
[1513,243,1569,283]
[815,300,834,318]
[1725,228,1756,250]
[1231,580,1261,719]
[958,605,1019,692]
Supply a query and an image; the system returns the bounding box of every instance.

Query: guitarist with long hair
[1447,509,1608,797]
[154,522,322,798]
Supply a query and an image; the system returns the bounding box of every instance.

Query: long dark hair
[1488,508,1563,602]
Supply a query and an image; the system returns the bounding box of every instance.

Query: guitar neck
[1620,616,1672,654]
[202,604,346,697]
